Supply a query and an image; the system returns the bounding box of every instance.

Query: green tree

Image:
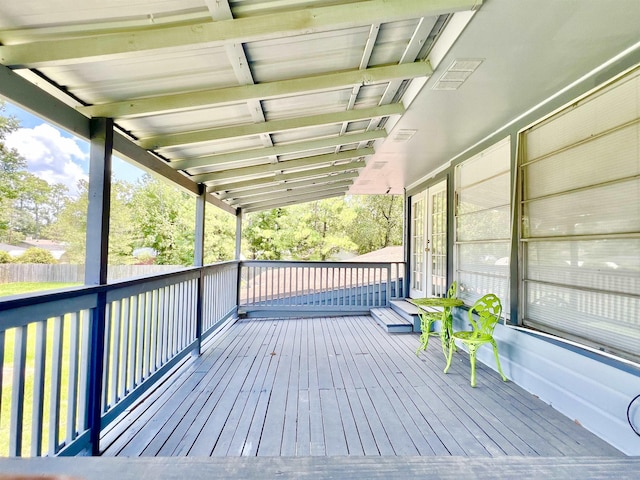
[12,173,53,238]
[16,247,57,264]
[130,175,196,265]
[204,207,236,263]
[286,199,357,261]
[243,198,358,261]
[0,250,12,263]
[243,208,289,260]
[347,195,403,254]
[43,180,89,263]
[0,102,26,241]
[108,180,137,264]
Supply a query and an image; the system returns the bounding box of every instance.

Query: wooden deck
[100,315,622,458]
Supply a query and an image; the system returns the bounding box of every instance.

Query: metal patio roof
[0,0,480,212]
[1,1,639,213]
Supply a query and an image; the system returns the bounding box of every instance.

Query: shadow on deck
[99,315,621,458]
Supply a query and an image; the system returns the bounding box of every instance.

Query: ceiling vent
[391,129,417,143]
[432,58,483,90]
[371,161,387,170]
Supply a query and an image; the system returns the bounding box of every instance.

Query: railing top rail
[240,260,403,268]
[0,260,241,312]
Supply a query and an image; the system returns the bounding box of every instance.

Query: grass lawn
[0,282,81,298]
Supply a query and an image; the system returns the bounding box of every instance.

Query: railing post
[87,292,107,456]
[194,185,206,356]
[195,268,204,356]
[386,264,391,306]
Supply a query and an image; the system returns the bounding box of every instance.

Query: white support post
[235,208,243,260]
[194,185,206,268]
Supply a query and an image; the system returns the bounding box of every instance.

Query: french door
[410,181,447,298]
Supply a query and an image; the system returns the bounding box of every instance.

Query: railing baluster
[10,326,27,456]
[151,289,159,371]
[101,304,111,413]
[48,316,63,455]
[120,298,130,397]
[0,330,4,424]
[110,301,121,405]
[144,291,153,379]
[78,309,90,436]
[31,320,47,456]
[66,312,80,443]
[128,296,138,393]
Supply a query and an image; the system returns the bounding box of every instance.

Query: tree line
[1,103,403,265]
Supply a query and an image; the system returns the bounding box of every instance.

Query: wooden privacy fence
[0,261,239,457]
[0,264,183,284]
[239,260,405,315]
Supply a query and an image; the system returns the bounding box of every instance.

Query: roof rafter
[0,0,482,67]
[193,148,373,183]
[229,179,354,206]
[218,171,359,200]
[207,161,365,193]
[242,190,348,213]
[171,130,385,171]
[140,103,404,149]
[239,184,350,210]
[80,62,432,118]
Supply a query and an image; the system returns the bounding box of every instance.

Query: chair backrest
[446,281,457,299]
[468,293,502,336]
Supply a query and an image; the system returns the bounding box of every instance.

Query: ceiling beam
[0,0,482,67]
[193,148,373,183]
[171,130,385,171]
[219,171,359,200]
[0,63,237,215]
[208,161,365,193]
[205,0,278,162]
[239,184,350,209]
[242,190,348,213]
[229,179,354,206]
[140,103,404,149]
[80,62,431,118]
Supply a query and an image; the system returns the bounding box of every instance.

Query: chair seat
[443,293,508,387]
[452,331,493,343]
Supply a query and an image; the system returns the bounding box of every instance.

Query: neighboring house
[18,237,67,261]
[348,246,404,263]
[0,243,26,258]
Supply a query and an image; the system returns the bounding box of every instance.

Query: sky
[2,101,144,196]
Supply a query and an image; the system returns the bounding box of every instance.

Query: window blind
[455,137,511,311]
[520,67,640,363]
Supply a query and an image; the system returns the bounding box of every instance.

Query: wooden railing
[0,259,403,456]
[238,261,405,315]
[0,261,238,457]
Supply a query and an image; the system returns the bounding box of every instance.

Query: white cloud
[6,123,89,195]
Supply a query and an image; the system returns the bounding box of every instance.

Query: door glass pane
[430,188,447,297]
[411,196,424,292]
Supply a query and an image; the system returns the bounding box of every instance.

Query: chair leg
[443,337,455,374]
[468,343,479,387]
[491,340,508,382]
[415,320,432,355]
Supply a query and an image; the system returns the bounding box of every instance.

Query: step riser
[370,308,413,334]
[389,300,421,332]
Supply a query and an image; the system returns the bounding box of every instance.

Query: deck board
[102,315,623,458]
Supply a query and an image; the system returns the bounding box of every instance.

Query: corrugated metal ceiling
[0,0,482,212]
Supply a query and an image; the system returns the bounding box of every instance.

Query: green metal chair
[415,281,458,358]
[443,293,508,387]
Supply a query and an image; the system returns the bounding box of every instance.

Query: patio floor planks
[101,315,623,458]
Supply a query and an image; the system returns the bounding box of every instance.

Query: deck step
[390,299,422,332]
[370,307,413,333]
